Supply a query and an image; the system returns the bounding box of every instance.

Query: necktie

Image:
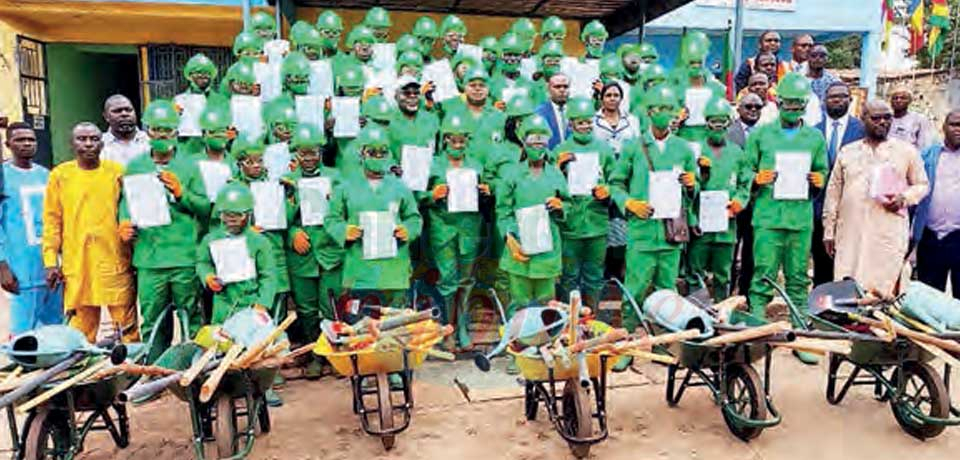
[827,120,840,164]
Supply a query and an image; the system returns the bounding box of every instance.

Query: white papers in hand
[123,173,172,228]
[688,141,702,160]
[298,177,332,226]
[561,57,599,99]
[773,152,811,200]
[371,43,396,72]
[263,39,290,65]
[295,95,325,131]
[198,161,232,202]
[210,237,257,284]
[264,143,291,182]
[254,61,282,102]
[520,58,538,80]
[501,84,529,104]
[684,87,713,126]
[359,211,398,260]
[400,145,433,192]
[231,95,264,138]
[174,93,206,137]
[251,181,287,230]
[699,190,729,233]
[332,97,361,138]
[516,204,553,255]
[649,169,682,219]
[447,168,479,213]
[458,44,483,64]
[567,153,601,196]
[422,59,459,102]
[308,60,334,98]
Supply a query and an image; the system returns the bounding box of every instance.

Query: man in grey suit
[729,93,764,295]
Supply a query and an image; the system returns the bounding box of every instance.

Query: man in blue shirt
[1,122,63,336]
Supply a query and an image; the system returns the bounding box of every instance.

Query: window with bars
[17,37,48,118]
[143,44,233,100]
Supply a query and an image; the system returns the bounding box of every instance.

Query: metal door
[17,36,52,168]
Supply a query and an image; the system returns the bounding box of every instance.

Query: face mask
[572,130,592,143]
[501,59,520,73]
[445,146,466,160]
[707,129,727,144]
[205,136,229,151]
[363,156,389,174]
[586,45,603,58]
[443,42,458,56]
[286,79,309,95]
[320,37,338,51]
[687,65,703,78]
[525,146,548,161]
[780,108,804,124]
[650,111,674,130]
[542,64,560,79]
[150,138,177,153]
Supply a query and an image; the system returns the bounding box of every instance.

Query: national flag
[722,25,735,101]
[882,0,896,50]
[908,0,925,54]
[929,0,951,58]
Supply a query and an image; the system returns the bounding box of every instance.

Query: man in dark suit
[729,93,764,295]
[812,81,865,286]
[534,73,570,149]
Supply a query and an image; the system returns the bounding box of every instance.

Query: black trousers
[811,218,834,287]
[733,206,755,296]
[917,228,960,299]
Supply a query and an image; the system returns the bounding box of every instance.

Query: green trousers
[349,289,408,310]
[433,238,477,325]
[559,236,607,308]
[290,267,343,343]
[748,227,811,323]
[687,238,735,302]
[507,274,555,319]
[621,248,681,332]
[138,267,202,363]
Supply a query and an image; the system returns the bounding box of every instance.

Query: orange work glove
[505,234,530,263]
[557,152,574,168]
[679,172,696,189]
[697,156,712,168]
[494,100,507,111]
[420,81,435,97]
[174,103,184,115]
[362,87,382,102]
[592,80,603,93]
[808,172,825,188]
[251,225,264,234]
[292,230,311,255]
[159,171,183,198]
[545,196,563,211]
[346,224,363,242]
[394,224,409,242]
[432,184,449,201]
[727,199,744,218]
[592,185,610,201]
[205,274,224,292]
[227,127,238,140]
[252,303,268,313]
[288,158,299,172]
[478,183,491,195]
[755,169,777,186]
[118,220,136,242]
[625,198,653,219]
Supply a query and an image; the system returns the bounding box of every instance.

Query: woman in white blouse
[593,82,641,159]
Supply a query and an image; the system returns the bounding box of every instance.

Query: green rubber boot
[456,300,472,349]
[506,356,519,375]
[304,357,325,380]
[265,388,283,407]
[388,373,404,390]
[793,350,819,366]
[612,355,633,373]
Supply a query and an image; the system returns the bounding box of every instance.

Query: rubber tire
[23,408,71,460]
[562,379,592,459]
[721,363,767,442]
[214,395,237,459]
[890,362,949,440]
[524,382,538,421]
[377,373,396,450]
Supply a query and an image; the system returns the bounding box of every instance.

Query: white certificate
[501,85,529,104]
[264,143,291,182]
[618,79,631,113]
[422,59,459,102]
[359,211,397,260]
[649,169,682,220]
[365,68,398,105]
[295,95,325,131]
[699,190,729,233]
[123,173,172,228]
[263,39,290,65]
[298,177,332,226]
[400,145,433,192]
[197,160,232,202]
[773,152,811,200]
[308,60,334,98]
[446,168,479,213]
[230,95,264,139]
[332,97,361,138]
[251,181,287,230]
[458,44,483,64]
[520,58,538,80]
[254,61,282,102]
[371,43,396,72]
[561,57,599,99]
[567,153,601,196]
[210,237,256,284]
[516,204,553,255]
[684,87,713,126]
[174,93,206,137]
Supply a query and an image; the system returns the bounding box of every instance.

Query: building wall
[0,20,22,124]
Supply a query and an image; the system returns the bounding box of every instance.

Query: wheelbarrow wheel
[524,382,538,421]
[890,361,949,440]
[214,395,238,459]
[721,363,767,442]
[561,379,592,459]
[377,373,396,450]
[23,408,71,460]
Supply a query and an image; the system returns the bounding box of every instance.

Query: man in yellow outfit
[42,122,139,343]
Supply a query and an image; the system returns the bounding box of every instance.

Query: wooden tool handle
[235,312,298,368]
[570,328,628,353]
[17,359,110,414]
[180,346,218,387]
[625,350,678,365]
[1,367,22,386]
[200,344,243,403]
[702,321,791,346]
[617,329,701,352]
[869,312,960,354]
[774,339,852,356]
[425,348,456,361]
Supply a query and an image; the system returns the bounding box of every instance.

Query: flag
[929,0,951,58]
[882,0,896,50]
[722,25,735,101]
[908,0,925,54]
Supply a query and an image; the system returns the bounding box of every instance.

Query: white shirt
[101,129,150,168]
[824,112,851,149]
[551,101,566,139]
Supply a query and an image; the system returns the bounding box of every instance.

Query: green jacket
[496,162,569,279]
[610,132,699,251]
[439,98,506,161]
[232,171,297,292]
[285,166,346,276]
[694,139,753,243]
[388,109,440,157]
[417,156,485,254]
[325,174,423,290]
[197,227,277,314]
[746,122,828,231]
[550,137,617,240]
[489,73,546,106]
[119,151,206,269]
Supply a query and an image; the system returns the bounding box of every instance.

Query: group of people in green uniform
[123,8,828,383]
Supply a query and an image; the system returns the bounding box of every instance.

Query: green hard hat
[703,96,733,119]
[599,54,622,78]
[316,10,344,32]
[441,113,471,136]
[199,96,232,131]
[233,31,263,57]
[538,40,565,58]
[363,7,392,28]
[396,34,420,55]
[684,30,711,54]
[215,183,255,214]
[281,52,311,79]
[396,50,424,71]
[413,16,439,39]
[291,21,314,42]
[263,95,298,126]
[639,42,659,60]
[643,83,679,109]
[231,131,266,159]
[462,66,488,84]
[617,43,640,60]
[183,53,218,80]
[520,114,551,138]
[290,123,326,149]
[441,15,467,35]
[361,95,393,122]
[580,20,608,40]
[506,94,536,117]
[641,63,668,85]
[541,16,566,39]
[479,36,499,52]
[224,61,256,86]
[566,96,595,120]
[250,10,276,33]
[777,72,812,100]
[346,25,377,47]
[357,124,390,149]
[680,34,709,63]
[452,53,479,73]
[143,99,180,129]
[499,33,525,55]
[336,65,365,91]
[511,18,538,41]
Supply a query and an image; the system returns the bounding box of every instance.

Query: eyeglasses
[810,52,828,58]
[868,114,893,121]
[796,42,814,48]
[742,104,763,110]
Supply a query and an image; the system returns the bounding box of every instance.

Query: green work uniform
[197,227,278,324]
[489,74,545,107]
[686,139,753,301]
[551,137,616,307]
[440,99,507,163]
[388,108,440,156]
[746,122,827,320]
[496,162,568,317]
[285,166,345,342]
[610,133,699,332]
[119,151,206,363]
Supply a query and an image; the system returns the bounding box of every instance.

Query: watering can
[899,281,960,333]
[643,290,715,339]
[220,307,280,348]
[0,325,127,369]
[474,306,569,372]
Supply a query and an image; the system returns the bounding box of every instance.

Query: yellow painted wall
[0,20,23,123]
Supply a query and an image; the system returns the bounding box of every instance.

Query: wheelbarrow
[770,277,960,439]
[616,278,783,441]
